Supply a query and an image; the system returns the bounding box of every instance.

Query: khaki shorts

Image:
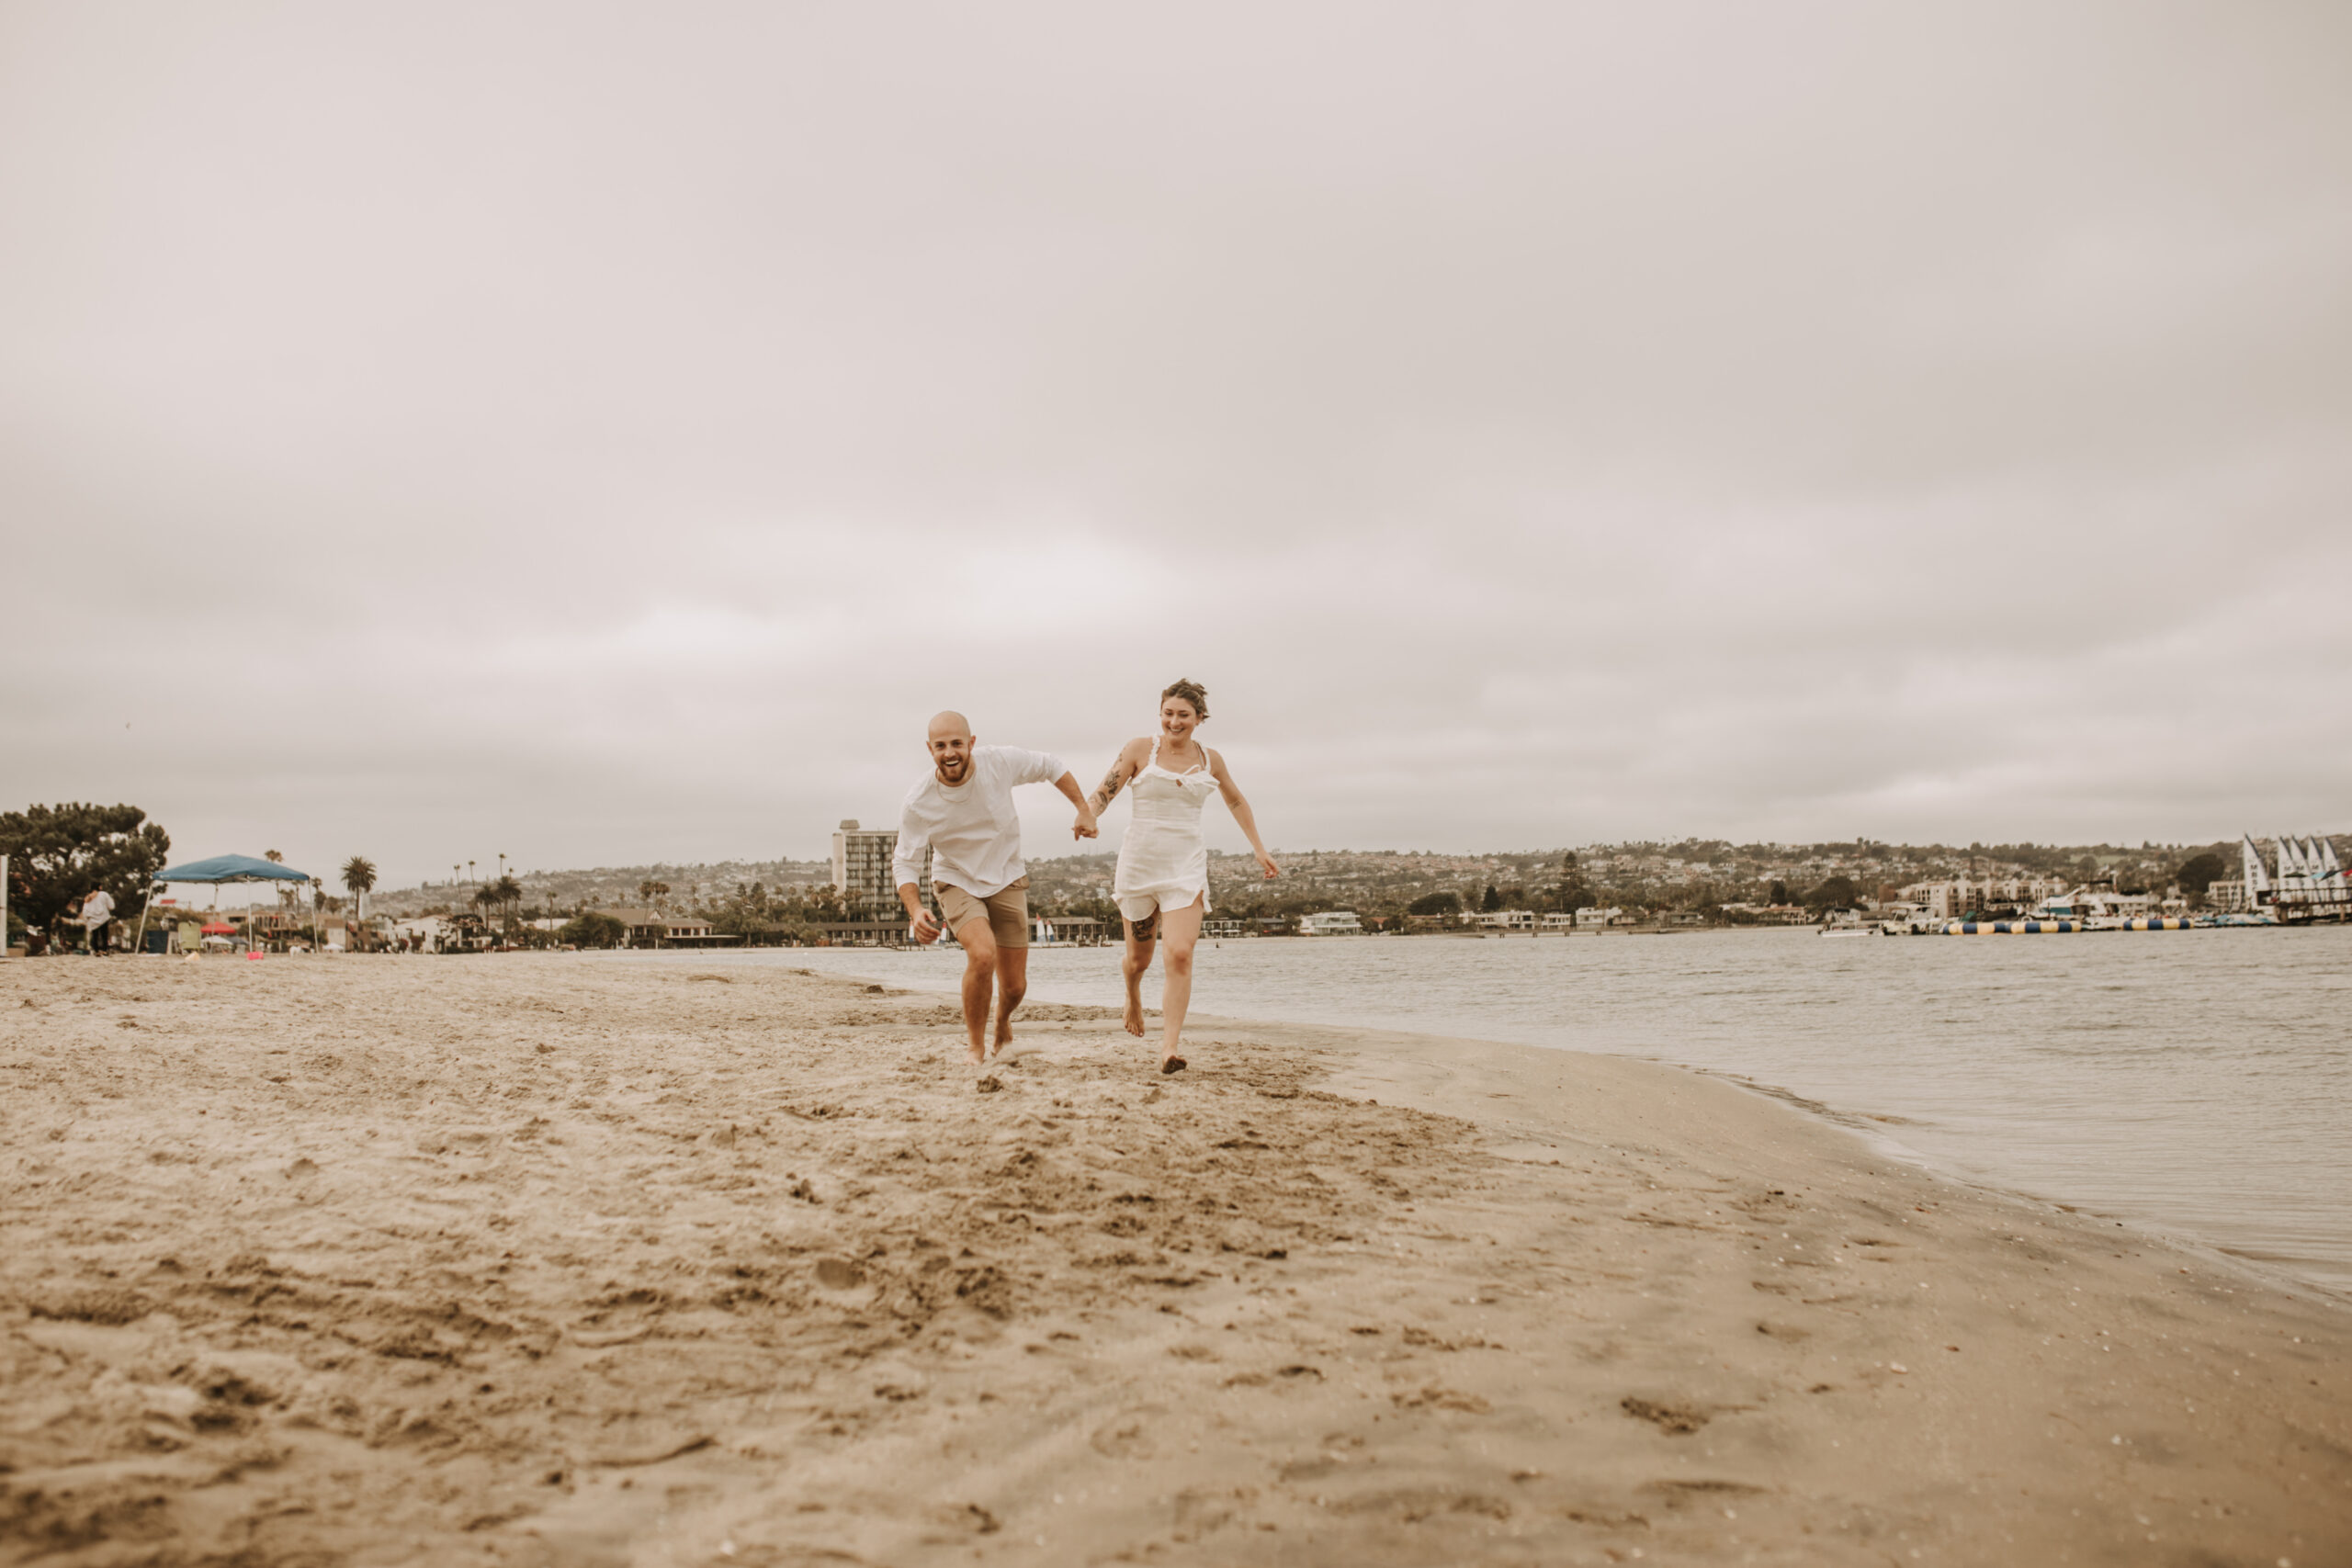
[937,876,1030,950]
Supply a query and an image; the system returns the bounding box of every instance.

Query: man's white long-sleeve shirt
[893,745,1068,898]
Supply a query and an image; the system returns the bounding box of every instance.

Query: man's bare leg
[991,944,1029,1057]
[1156,899,1205,1069]
[956,922,998,1066]
[1120,909,1159,1037]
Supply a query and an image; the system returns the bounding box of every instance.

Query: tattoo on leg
[1132,908,1159,942]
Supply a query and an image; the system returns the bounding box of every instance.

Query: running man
[895,711,1098,1066]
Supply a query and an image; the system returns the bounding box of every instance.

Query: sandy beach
[2,955,2345,1567]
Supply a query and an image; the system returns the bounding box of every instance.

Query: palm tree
[492,874,523,932]
[341,856,378,953]
[265,850,294,920]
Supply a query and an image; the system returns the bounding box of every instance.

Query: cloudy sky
[5,2,2347,885]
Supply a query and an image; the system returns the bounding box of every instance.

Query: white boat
[2023,884,2155,931]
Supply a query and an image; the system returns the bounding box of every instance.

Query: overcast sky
[5,2,2347,886]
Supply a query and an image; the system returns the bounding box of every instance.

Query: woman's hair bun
[1160,678,1209,718]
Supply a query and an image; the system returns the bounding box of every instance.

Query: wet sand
[1,955,2345,1566]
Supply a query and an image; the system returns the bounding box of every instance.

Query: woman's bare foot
[1159,1054,1186,1075]
[1122,984,1146,1037]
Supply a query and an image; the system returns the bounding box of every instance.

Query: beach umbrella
[139,854,313,953]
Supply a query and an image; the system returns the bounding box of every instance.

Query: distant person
[1087,678,1278,1074]
[79,887,115,955]
[896,711,1099,1066]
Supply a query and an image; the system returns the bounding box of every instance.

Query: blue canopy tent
[139,854,314,954]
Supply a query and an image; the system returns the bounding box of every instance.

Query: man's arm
[899,879,940,942]
[892,800,941,942]
[1001,746,1097,840]
[1054,771,1099,840]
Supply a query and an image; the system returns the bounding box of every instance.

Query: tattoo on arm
[1091,762,1126,812]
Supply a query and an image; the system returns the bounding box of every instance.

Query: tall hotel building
[831,819,933,916]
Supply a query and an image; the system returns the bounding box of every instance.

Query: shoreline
[716,942,2352,1304]
[2,954,2345,1564]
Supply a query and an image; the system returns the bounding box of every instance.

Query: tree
[560,910,628,949]
[1408,890,1461,918]
[341,856,378,951]
[1804,874,1860,913]
[0,803,170,929]
[265,847,301,917]
[1768,879,1791,906]
[1551,877,1595,913]
[491,873,524,927]
[2175,852,2226,898]
[1481,883,1502,912]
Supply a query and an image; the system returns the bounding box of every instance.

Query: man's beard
[937,758,969,783]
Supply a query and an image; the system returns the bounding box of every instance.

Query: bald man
[895,712,1099,1066]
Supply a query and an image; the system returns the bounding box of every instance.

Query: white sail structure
[2321,839,2345,879]
[2242,835,2273,897]
[2275,835,2306,885]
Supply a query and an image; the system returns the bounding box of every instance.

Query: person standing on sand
[896,711,1100,1066]
[1088,679,1278,1074]
[79,887,116,955]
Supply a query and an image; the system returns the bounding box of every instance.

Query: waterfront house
[1298,910,1365,936]
[608,908,729,947]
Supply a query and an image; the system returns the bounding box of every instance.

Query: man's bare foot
[967,1043,988,1066]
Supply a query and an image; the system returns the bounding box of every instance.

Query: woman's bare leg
[1121,909,1159,1037]
[1156,898,1205,1066]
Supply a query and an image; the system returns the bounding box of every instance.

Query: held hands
[1255,850,1281,880]
[1073,806,1100,840]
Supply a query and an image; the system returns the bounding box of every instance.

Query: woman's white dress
[1114,734,1219,922]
